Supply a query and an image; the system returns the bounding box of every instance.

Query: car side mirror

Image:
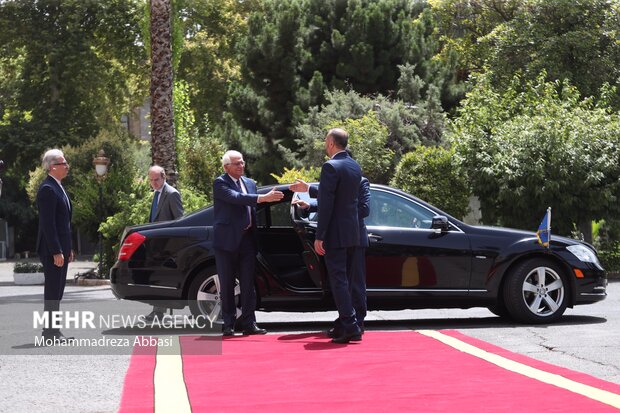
[431,215,449,232]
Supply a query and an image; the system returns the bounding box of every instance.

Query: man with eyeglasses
[213,150,284,336]
[36,149,74,343]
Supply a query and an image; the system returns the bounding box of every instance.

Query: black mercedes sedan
[110,184,607,324]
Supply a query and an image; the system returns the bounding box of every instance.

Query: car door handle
[368,233,382,242]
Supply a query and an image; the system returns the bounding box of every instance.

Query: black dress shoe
[328,324,364,338]
[326,327,342,338]
[331,326,362,344]
[223,327,235,336]
[242,323,267,335]
[144,311,164,323]
[40,331,75,345]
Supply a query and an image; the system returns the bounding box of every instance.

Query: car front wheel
[503,258,569,324]
[188,269,241,322]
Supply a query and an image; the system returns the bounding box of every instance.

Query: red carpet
[119,331,620,412]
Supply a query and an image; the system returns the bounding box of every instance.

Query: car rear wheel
[487,303,511,319]
[188,269,241,322]
[503,258,569,324]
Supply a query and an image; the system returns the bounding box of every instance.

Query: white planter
[13,272,45,285]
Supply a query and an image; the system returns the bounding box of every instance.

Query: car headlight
[566,245,602,267]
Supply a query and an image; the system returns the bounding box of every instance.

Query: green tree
[390,145,470,219]
[0,0,147,251]
[450,73,620,239]
[295,86,447,174]
[326,112,394,184]
[227,0,460,182]
[174,0,260,130]
[432,0,620,103]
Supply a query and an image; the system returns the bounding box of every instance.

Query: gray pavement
[0,258,98,284]
[0,258,618,412]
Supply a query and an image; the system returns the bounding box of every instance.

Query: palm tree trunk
[150,0,177,186]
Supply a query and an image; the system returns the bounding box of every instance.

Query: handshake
[256,178,312,206]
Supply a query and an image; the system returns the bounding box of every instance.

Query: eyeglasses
[53,162,69,166]
[227,161,245,167]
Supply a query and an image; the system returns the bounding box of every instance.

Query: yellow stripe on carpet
[154,336,191,413]
[418,330,620,409]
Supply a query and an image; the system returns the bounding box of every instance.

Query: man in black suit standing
[144,165,184,322]
[291,173,370,339]
[213,150,284,336]
[315,128,363,343]
[36,149,74,342]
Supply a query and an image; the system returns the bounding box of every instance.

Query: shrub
[390,145,470,219]
[13,262,44,273]
[271,167,321,184]
[598,242,620,274]
[326,112,395,184]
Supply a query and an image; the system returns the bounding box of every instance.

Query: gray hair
[222,150,243,167]
[41,149,64,172]
[148,165,166,178]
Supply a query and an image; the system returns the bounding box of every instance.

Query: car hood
[466,224,588,248]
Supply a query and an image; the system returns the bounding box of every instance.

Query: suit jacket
[36,175,72,257]
[152,182,184,222]
[316,151,361,249]
[309,176,370,247]
[212,174,259,252]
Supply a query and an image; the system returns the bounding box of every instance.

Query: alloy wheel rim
[196,275,241,320]
[521,266,564,317]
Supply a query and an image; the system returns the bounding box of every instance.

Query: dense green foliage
[295,87,446,172]
[0,0,147,250]
[391,146,470,219]
[432,0,620,104]
[225,0,460,181]
[2,0,620,262]
[450,73,620,236]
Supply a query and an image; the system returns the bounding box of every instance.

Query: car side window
[294,192,318,222]
[367,189,435,229]
[256,201,293,228]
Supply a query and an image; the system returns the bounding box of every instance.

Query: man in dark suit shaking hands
[213,150,284,336]
[315,128,363,343]
[36,149,74,342]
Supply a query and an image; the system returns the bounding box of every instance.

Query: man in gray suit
[145,165,184,321]
[148,165,184,223]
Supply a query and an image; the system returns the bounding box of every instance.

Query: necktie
[150,191,160,222]
[236,179,251,229]
[59,185,71,211]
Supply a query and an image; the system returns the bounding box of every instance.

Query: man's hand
[258,187,284,203]
[291,199,310,209]
[314,239,325,256]
[289,179,309,193]
[53,253,65,267]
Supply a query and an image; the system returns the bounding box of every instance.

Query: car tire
[503,258,569,324]
[188,268,241,322]
[487,303,511,319]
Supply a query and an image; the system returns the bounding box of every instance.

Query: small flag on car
[536,207,551,248]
